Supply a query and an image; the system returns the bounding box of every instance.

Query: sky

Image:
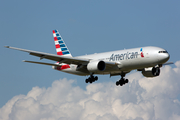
[0,0,180,119]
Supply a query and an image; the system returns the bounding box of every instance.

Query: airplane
[5,29,172,86]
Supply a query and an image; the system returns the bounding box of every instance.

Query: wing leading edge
[23,60,62,67]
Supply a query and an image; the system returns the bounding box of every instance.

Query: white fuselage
[57,46,170,76]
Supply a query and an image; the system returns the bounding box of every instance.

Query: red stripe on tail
[57,51,63,55]
[54,37,58,41]
[55,44,60,48]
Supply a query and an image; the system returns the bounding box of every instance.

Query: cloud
[1,61,180,120]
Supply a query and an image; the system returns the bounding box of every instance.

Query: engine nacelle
[142,67,160,77]
[87,61,106,72]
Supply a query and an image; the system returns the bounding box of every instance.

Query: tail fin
[52,30,72,57]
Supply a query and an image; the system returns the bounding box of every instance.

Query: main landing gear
[116,74,129,86]
[85,75,98,84]
[85,73,128,86]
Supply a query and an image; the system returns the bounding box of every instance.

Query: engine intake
[142,67,160,77]
[87,61,106,72]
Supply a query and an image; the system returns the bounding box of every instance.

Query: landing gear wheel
[95,76,98,81]
[116,76,129,86]
[120,83,123,86]
[116,81,119,86]
[125,79,129,83]
[85,75,98,84]
[119,80,124,86]
[85,79,89,83]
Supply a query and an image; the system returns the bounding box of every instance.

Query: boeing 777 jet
[5,30,171,86]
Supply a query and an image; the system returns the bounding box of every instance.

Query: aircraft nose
[164,53,170,61]
[159,52,170,63]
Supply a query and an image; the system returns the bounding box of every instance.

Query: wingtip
[4,46,10,48]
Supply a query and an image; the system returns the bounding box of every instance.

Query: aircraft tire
[120,83,123,86]
[125,79,129,83]
[85,79,89,83]
[116,81,119,86]
[119,80,124,86]
[95,76,98,81]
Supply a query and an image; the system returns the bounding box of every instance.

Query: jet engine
[87,61,106,72]
[141,67,160,77]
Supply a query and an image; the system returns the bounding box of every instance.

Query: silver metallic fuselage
[61,46,170,76]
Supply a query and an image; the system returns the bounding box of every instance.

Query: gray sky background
[1,0,180,119]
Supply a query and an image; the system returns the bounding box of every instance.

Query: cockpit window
[158,51,168,53]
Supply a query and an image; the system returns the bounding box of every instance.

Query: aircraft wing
[163,62,174,65]
[5,46,89,65]
[23,60,63,66]
[5,46,120,67]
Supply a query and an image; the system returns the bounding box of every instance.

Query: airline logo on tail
[52,30,72,57]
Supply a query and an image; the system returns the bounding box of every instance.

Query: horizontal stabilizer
[23,60,61,67]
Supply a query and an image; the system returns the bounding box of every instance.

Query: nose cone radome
[159,53,170,63]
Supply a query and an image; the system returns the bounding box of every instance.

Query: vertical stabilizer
[52,30,72,57]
